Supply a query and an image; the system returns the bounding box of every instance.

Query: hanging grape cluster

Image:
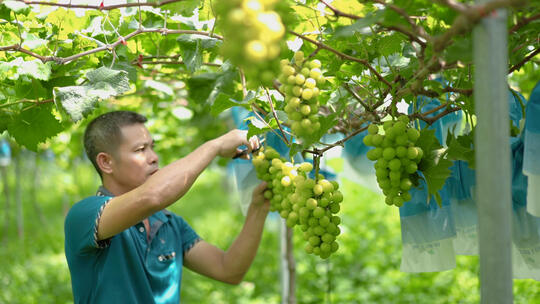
[363,116,423,207]
[216,0,285,87]
[278,51,326,137]
[252,146,343,259]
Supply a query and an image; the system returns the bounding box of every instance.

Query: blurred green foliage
[1,154,540,303]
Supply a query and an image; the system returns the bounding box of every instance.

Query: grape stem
[314,154,321,182]
[265,88,290,146]
[343,83,372,112]
[249,104,287,145]
[304,125,369,157]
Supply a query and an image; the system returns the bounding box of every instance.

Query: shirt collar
[96,186,114,197]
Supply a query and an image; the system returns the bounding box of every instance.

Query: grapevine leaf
[445,130,475,168]
[2,0,30,14]
[19,60,52,80]
[245,116,278,139]
[7,104,63,151]
[289,143,305,160]
[177,35,220,73]
[444,37,473,64]
[211,93,250,116]
[0,4,11,20]
[0,111,12,134]
[53,67,130,122]
[332,10,384,38]
[15,79,49,100]
[162,0,200,17]
[316,112,338,139]
[378,34,403,57]
[416,129,452,206]
[422,157,453,207]
[187,63,237,105]
[416,129,440,165]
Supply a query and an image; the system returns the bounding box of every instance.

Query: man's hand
[215,129,260,159]
[251,182,270,210]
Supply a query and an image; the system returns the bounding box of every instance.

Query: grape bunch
[278,51,326,137]
[216,0,285,87]
[251,146,343,259]
[252,146,289,212]
[363,115,422,207]
[293,176,343,259]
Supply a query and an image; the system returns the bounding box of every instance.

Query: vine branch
[18,0,186,10]
[289,31,392,87]
[509,48,540,74]
[0,29,222,65]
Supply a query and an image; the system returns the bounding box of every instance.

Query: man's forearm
[144,139,220,210]
[222,202,269,282]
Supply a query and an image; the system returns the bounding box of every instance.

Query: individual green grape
[382,147,396,160]
[368,124,379,135]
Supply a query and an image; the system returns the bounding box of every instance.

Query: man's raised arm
[96,130,258,240]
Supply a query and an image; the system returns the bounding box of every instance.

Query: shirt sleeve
[173,215,201,255]
[64,196,112,255]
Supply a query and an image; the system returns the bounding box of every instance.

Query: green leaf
[177,34,220,73]
[2,0,30,14]
[378,35,403,57]
[15,79,49,100]
[187,63,238,105]
[415,128,452,206]
[53,67,130,122]
[245,116,279,139]
[3,58,52,81]
[0,111,12,134]
[210,93,250,116]
[333,10,384,38]
[289,142,305,160]
[0,3,11,20]
[423,157,452,207]
[445,130,475,168]
[162,0,200,17]
[7,104,63,151]
[444,37,472,63]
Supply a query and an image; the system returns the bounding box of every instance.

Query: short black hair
[84,111,147,177]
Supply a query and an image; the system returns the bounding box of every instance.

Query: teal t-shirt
[64,190,201,304]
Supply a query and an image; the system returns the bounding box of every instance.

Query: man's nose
[148,149,159,165]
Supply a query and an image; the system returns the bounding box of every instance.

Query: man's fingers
[248,135,259,152]
[254,181,268,194]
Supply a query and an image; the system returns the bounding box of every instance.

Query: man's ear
[96,152,114,175]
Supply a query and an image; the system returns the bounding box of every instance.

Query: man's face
[110,123,159,191]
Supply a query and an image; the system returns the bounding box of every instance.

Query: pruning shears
[233,136,266,159]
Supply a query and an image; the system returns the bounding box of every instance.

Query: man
[64,111,269,304]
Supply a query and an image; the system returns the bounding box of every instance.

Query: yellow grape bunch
[363,115,423,207]
[252,146,343,259]
[216,0,286,87]
[278,51,326,137]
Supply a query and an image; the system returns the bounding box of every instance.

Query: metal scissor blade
[232,136,266,159]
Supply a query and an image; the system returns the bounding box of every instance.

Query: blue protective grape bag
[524,81,540,217]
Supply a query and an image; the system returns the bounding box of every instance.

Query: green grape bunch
[252,146,289,212]
[363,115,423,207]
[215,0,286,87]
[293,176,343,259]
[251,146,343,259]
[277,51,326,137]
